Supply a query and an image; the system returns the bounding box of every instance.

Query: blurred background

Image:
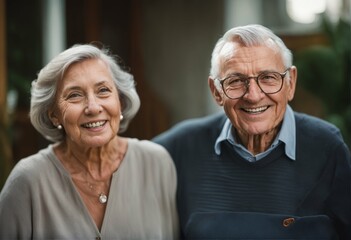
[0,0,350,189]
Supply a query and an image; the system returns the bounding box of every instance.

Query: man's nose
[242,78,264,101]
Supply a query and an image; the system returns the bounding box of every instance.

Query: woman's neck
[54,136,127,180]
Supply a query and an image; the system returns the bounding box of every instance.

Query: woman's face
[50,58,122,148]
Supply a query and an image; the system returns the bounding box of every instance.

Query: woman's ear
[48,109,60,127]
[208,77,224,106]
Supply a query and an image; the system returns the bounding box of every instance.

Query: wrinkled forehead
[219,38,279,60]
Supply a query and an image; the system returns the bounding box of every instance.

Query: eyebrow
[62,80,113,93]
[94,80,112,87]
[226,69,279,77]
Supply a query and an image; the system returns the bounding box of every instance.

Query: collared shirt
[214,105,296,162]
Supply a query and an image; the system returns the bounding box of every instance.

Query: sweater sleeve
[328,142,351,240]
[0,160,34,239]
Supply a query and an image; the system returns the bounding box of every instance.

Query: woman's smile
[82,120,107,129]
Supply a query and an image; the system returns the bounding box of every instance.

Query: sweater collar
[214,105,296,161]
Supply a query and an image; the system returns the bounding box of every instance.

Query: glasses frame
[216,68,291,100]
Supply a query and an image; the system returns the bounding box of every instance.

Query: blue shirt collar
[214,105,296,160]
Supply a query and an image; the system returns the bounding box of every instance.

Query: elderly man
[153,24,351,239]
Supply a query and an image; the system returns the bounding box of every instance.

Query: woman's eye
[99,87,111,94]
[67,92,82,99]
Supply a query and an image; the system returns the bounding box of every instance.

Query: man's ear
[208,77,224,106]
[287,66,297,102]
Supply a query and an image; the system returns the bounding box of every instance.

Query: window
[286,0,342,24]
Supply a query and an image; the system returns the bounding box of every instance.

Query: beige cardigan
[0,139,179,239]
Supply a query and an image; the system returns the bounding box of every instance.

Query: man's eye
[260,73,279,81]
[227,78,245,85]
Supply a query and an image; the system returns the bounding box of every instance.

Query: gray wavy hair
[30,44,140,142]
[210,24,292,80]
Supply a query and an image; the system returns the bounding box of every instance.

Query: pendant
[99,193,108,204]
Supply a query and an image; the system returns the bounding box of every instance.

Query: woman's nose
[85,97,102,114]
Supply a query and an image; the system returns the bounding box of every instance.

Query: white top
[0,139,179,240]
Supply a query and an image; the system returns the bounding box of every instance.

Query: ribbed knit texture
[153,111,351,239]
[193,143,298,214]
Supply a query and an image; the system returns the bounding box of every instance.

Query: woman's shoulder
[123,138,177,187]
[126,138,174,168]
[127,138,170,157]
[5,145,57,184]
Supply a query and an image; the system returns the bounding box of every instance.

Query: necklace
[66,138,127,205]
[87,181,108,204]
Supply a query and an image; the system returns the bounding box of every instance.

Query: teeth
[244,106,268,113]
[84,121,105,128]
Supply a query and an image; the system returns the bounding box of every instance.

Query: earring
[120,114,124,120]
[57,124,63,130]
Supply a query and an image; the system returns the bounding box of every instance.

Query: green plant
[294,16,351,147]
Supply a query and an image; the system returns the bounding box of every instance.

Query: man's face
[210,42,297,137]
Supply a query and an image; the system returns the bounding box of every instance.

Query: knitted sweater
[0,139,179,240]
[153,112,351,240]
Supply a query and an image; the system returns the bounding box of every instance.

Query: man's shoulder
[294,112,341,135]
[175,112,226,130]
[293,111,345,146]
[153,112,227,163]
[153,112,226,142]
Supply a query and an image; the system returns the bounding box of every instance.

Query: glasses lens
[222,77,247,99]
[221,71,285,99]
[257,72,283,94]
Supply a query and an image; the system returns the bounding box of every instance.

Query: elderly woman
[0,44,179,239]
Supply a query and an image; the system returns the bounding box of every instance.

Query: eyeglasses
[216,68,290,99]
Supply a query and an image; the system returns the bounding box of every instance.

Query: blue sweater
[153,112,351,239]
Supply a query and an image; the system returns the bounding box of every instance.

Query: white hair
[30,44,140,142]
[210,24,293,80]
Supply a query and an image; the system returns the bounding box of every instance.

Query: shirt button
[282,217,295,227]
